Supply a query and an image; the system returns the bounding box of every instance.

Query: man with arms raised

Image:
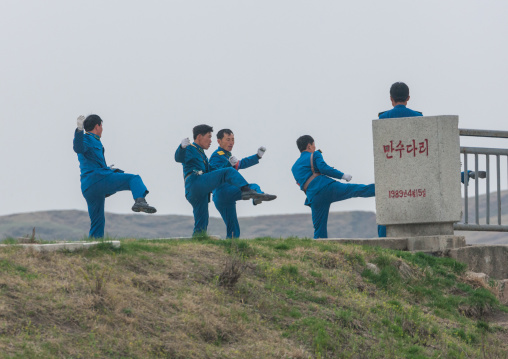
[175,125,276,237]
[73,115,156,238]
[210,129,275,238]
[292,135,375,239]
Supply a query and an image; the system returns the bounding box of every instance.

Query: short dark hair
[390,82,410,103]
[217,129,233,139]
[296,135,314,152]
[193,124,213,140]
[84,114,103,132]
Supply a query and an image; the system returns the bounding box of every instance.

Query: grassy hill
[0,237,506,358]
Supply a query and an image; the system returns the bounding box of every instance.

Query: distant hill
[0,210,377,241]
[2,189,508,244]
[455,188,508,245]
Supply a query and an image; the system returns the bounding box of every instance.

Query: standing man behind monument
[378,82,423,120]
[377,82,423,237]
[175,125,276,237]
[73,115,157,238]
[210,129,275,238]
[292,135,375,239]
[377,82,485,237]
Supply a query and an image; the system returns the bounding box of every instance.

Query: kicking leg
[196,169,276,201]
[99,172,155,213]
[328,182,375,203]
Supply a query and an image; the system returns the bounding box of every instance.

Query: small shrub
[274,243,291,251]
[79,262,113,296]
[280,265,299,277]
[218,241,250,289]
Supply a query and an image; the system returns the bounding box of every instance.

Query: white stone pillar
[372,115,462,237]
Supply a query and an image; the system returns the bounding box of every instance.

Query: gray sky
[1,0,507,218]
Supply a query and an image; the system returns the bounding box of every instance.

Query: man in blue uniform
[210,129,274,238]
[175,124,276,236]
[378,82,423,120]
[377,82,486,237]
[73,115,156,238]
[377,82,422,237]
[292,135,375,239]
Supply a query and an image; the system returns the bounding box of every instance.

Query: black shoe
[241,188,259,200]
[255,193,276,201]
[132,198,157,214]
[253,198,262,206]
[241,188,277,201]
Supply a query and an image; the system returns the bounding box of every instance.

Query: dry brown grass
[0,243,311,358]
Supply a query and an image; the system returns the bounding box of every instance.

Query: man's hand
[77,115,85,131]
[181,138,191,149]
[342,174,352,182]
[229,156,239,166]
[257,146,266,158]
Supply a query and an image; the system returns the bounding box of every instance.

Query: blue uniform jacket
[209,147,259,200]
[378,105,423,119]
[209,147,259,172]
[174,142,215,177]
[73,129,115,193]
[175,142,219,197]
[291,151,344,206]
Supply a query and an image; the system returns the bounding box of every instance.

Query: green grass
[0,237,506,358]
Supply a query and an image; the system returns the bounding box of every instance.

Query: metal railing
[454,129,508,231]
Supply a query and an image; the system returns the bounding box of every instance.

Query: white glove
[77,115,85,131]
[229,156,239,166]
[257,146,266,158]
[181,138,191,149]
[342,173,352,182]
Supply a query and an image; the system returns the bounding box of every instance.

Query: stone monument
[372,115,462,237]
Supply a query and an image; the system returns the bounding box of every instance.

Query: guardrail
[454,129,508,231]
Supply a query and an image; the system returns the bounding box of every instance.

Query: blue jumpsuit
[175,143,251,236]
[292,151,375,239]
[378,105,423,237]
[210,147,262,238]
[73,129,148,238]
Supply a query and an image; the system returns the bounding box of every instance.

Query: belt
[302,173,321,193]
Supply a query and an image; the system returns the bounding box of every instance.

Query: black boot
[132,198,157,214]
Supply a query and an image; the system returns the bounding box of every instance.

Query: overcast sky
[1,0,507,219]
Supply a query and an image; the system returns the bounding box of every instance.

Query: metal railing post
[464,154,468,224]
[475,153,479,224]
[497,154,501,225]
[486,155,490,224]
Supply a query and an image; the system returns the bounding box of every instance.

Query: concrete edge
[0,241,121,252]
[140,235,222,241]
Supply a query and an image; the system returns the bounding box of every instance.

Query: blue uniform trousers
[186,168,249,236]
[214,184,261,238]
[311,182,375,239]
[83,172,148,238]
